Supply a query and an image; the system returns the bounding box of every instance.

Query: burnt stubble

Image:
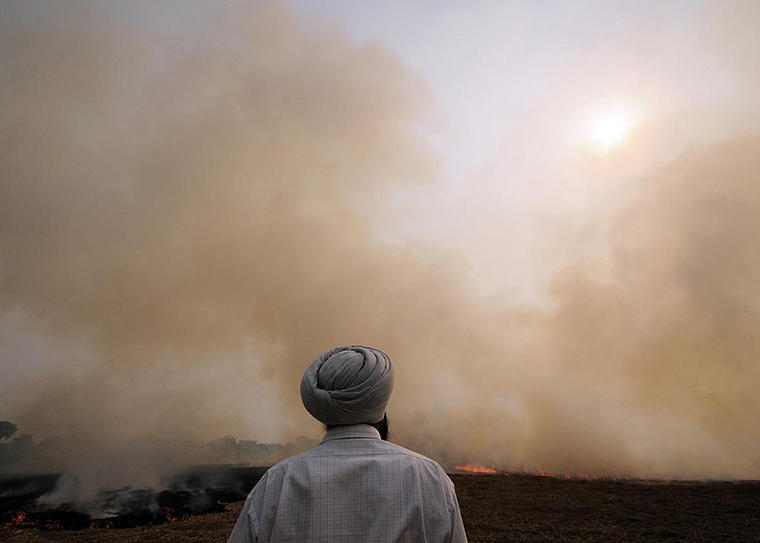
[2,473,759,542]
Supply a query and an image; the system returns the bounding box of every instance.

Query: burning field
[2,3,760,541]
[0,466,266,532]
[2,472,759,542]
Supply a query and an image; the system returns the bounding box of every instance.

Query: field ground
[2,473,759,542]
[455,474,760,542]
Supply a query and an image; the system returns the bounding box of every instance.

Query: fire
[5,511,30,528]
[503,469,606,480]
[42,519,64,530]
[565,473,600,481]
[454,463,499,474]
[165,506,181,523]
[452,463,607,478]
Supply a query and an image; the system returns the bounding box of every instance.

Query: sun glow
[588,108,634,150]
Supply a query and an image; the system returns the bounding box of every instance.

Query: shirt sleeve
[446,478,468,543]
[227,476,266,543]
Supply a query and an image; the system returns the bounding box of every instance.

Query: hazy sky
[292,0,760,294]
[1,0,759,484]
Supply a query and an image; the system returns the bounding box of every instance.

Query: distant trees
[0,420,18,441]
[206,435,318,465]
[0,421,34,467]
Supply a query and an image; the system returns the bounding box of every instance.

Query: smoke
[0,0,438,439]
[524,136,760,478]
[1,0,759,486]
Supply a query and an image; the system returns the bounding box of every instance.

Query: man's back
[227,424,467,543]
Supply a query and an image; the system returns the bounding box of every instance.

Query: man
[227,345,468,543]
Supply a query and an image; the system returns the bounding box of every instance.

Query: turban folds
[300,345,394,425]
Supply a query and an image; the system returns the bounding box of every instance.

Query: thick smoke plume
[1,0,759,489]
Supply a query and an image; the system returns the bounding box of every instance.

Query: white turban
[300,345,394,426]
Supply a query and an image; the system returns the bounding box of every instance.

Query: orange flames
[4,511,30,529]
[452,464,605,480]
[454,463,499,474]
[507,469,601,480]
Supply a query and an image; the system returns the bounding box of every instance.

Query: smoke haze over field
[1,0,760,487]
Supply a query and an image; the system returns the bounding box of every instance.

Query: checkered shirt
[227,424,468,543]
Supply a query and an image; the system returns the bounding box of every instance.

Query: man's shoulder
[382,442,454,483]
[264,446,320,472]
[377,440,446,467]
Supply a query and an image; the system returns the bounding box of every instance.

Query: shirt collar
[321,424,381,444]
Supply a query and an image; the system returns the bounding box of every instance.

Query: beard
[376,414,389,441]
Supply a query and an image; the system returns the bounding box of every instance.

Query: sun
[588,109,633,150]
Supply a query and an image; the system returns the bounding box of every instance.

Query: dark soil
[2,473,759,542]
[453,474,760,542]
